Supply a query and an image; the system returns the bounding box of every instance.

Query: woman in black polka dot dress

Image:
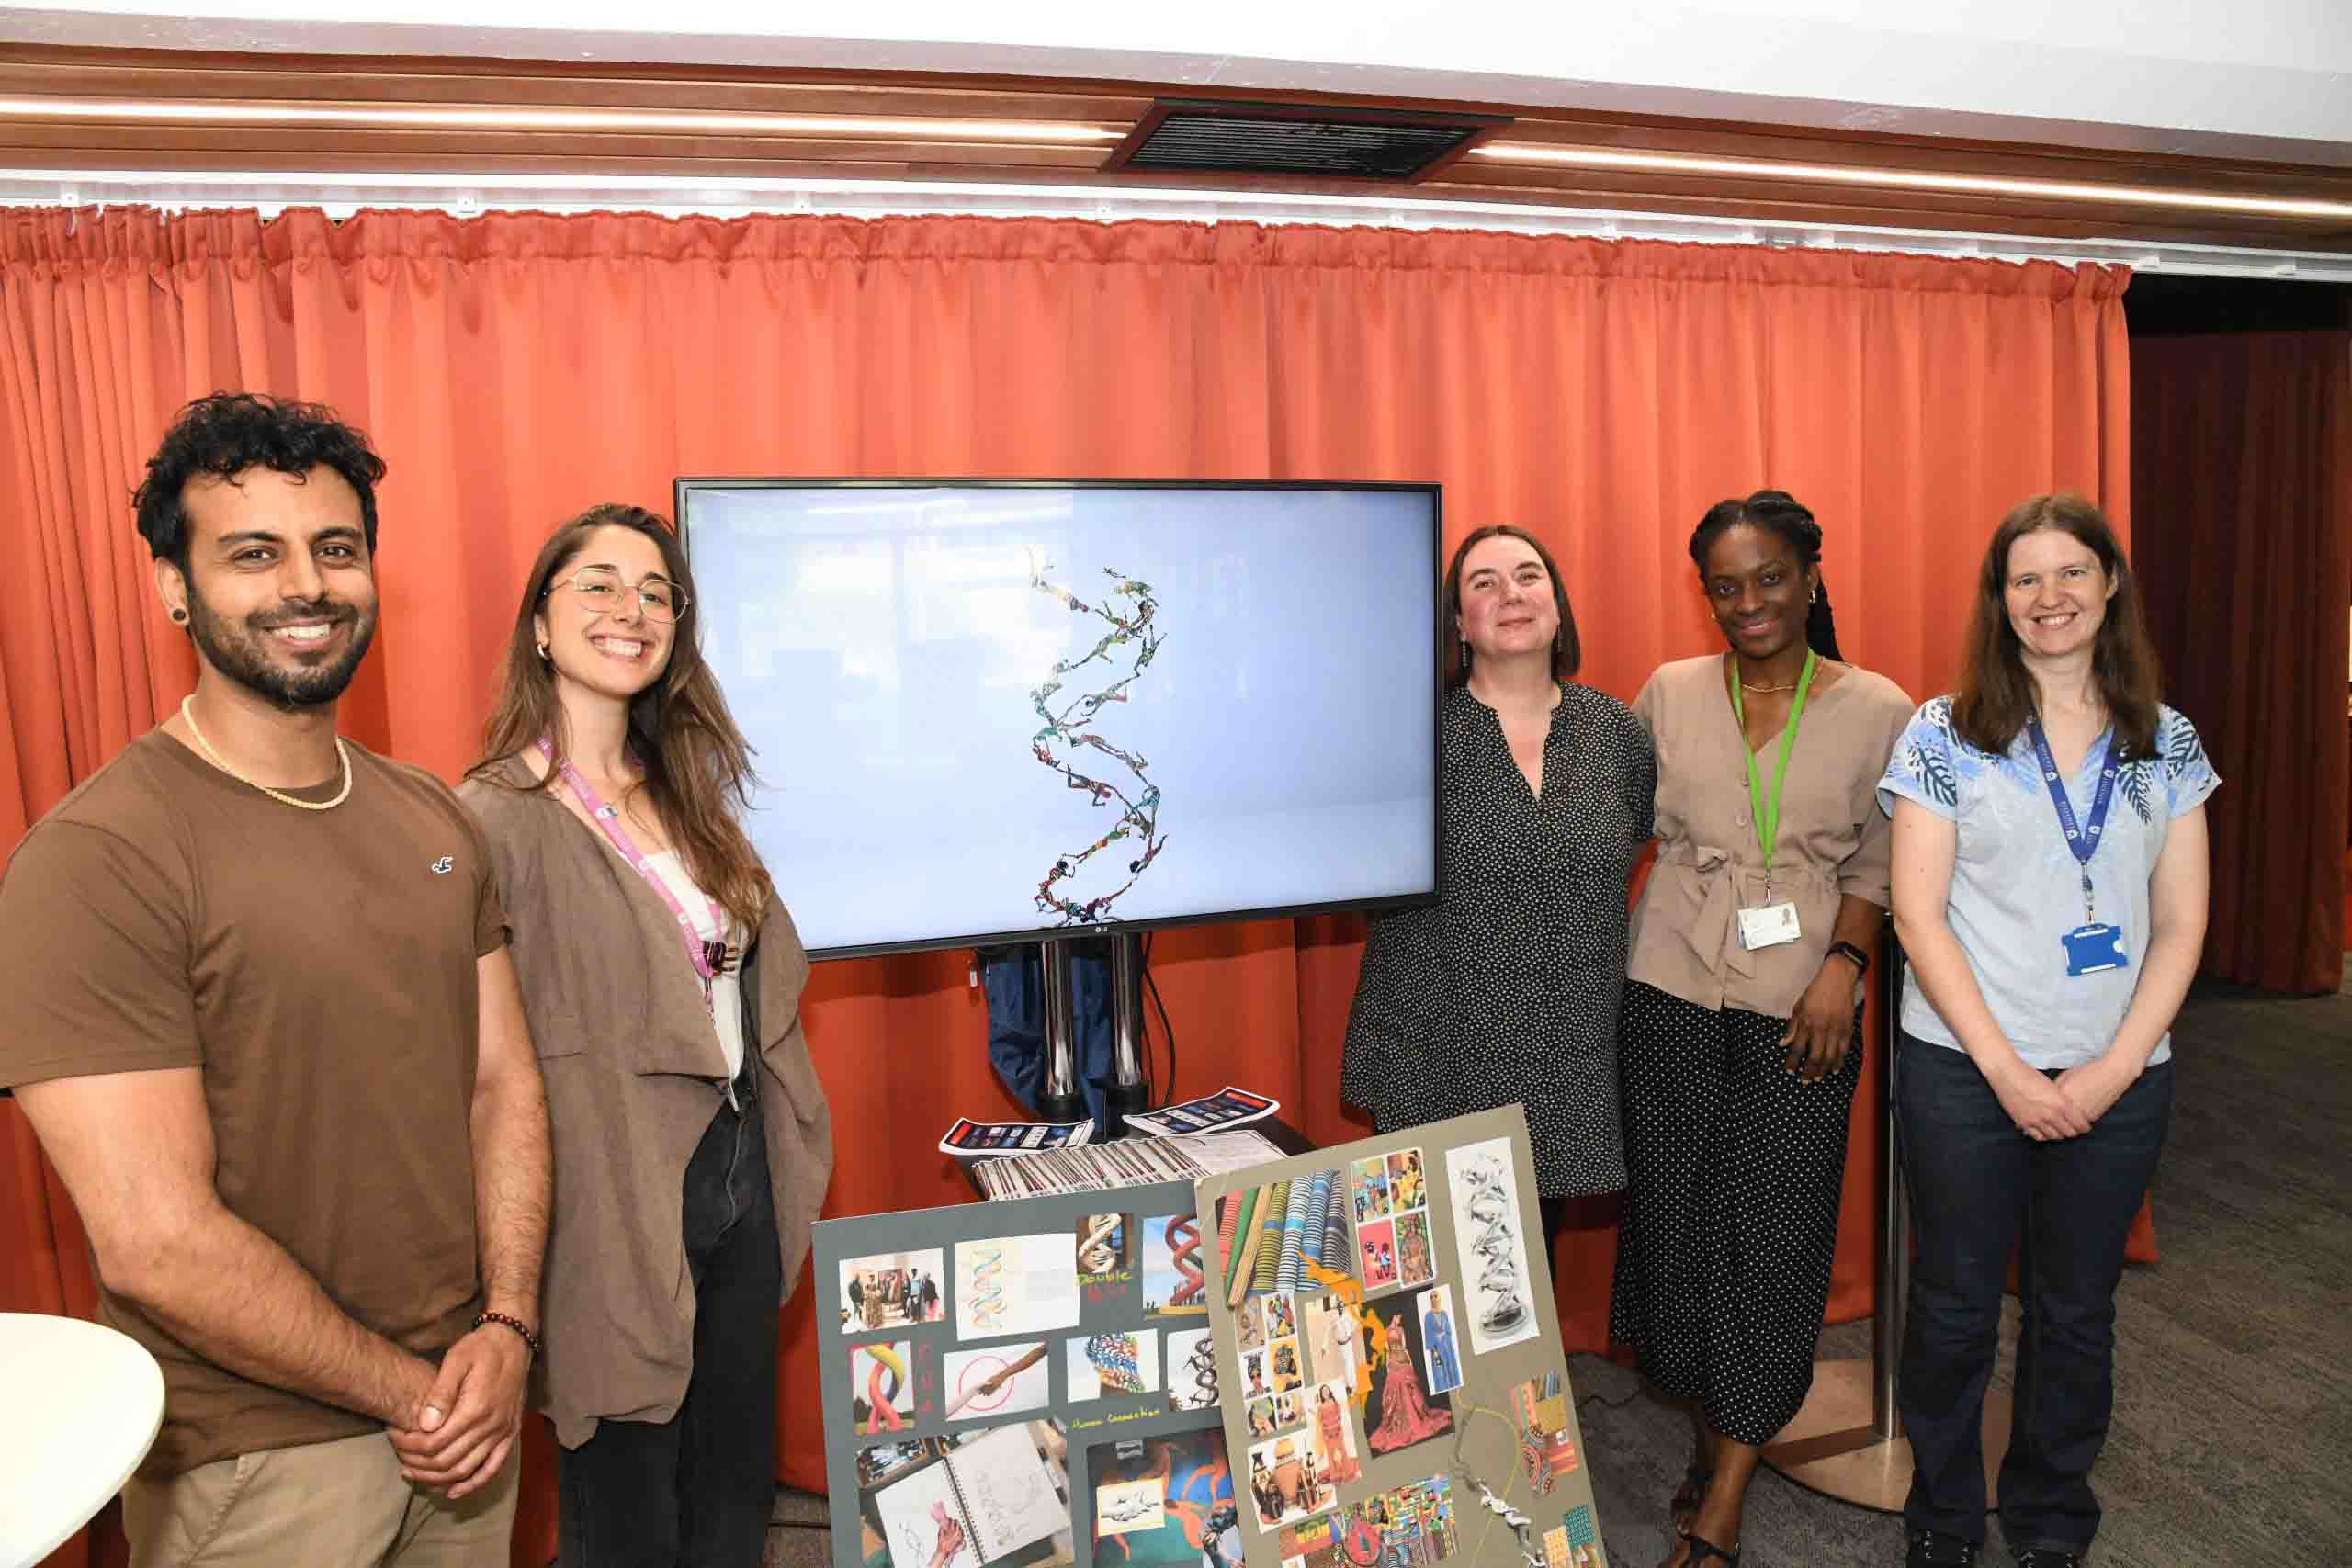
[1340,525,1655,1226]
[1611,492,1912,1568]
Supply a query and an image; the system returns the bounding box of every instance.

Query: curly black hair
[1688,488,1843,660]
[132,392,389,568]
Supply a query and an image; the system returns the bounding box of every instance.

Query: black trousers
[558,1066,781,1568]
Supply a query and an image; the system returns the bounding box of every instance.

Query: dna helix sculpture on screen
[1027,555,1168,924]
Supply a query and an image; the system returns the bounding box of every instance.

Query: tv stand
[1034,931,1150,1136]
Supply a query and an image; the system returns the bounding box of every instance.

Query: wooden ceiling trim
[0,62,1153,122]
[0,39,2341,251]
[1433,163,2351,232]
[5,42,2337,184]
[1483,122,2352,197]
[0,96,1129,141]
[0,143,2338,247]
[0,128,1116,166]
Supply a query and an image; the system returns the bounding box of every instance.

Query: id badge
[2062,922,2131,976]
[1736,901,1802,951]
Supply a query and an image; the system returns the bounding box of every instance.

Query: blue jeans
[1894,1035,2171,1556]
[557,1065,781,1568]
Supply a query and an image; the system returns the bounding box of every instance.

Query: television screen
[676,480,1441,959]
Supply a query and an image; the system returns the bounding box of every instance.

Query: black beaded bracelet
[474,1310,542,1358]
[1826,940,1871,977]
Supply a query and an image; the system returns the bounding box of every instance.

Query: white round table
[0,1312,164,1568]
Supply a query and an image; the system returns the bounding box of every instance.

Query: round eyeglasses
[546,565,687,623]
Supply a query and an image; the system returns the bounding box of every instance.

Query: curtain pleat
[2132,332,2352,993]
[1,208,2130,1568]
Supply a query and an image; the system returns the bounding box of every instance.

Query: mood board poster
[1193,1107,1610,1568]
[815,1181,1248,1568]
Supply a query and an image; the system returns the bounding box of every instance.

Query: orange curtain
[0,208,2129,1567]
[2131,331,2352,993]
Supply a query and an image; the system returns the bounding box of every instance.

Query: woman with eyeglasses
[459,503,835,1567]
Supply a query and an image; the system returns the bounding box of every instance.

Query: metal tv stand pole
[1033,932,1151,1137]
[1759,924,2011,1511]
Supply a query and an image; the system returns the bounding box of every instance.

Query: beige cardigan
[1627,655,1913,1018]
[459,760,834,1448]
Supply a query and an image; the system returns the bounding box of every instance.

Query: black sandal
[1681,1534,1740,1566]
[1669,1465,1711,1536]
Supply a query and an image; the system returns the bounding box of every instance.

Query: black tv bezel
[673,476,1445,963]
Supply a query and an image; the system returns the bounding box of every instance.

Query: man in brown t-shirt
[0,393,551,1566]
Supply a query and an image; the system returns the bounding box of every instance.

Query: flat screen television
[674,479,1442,960]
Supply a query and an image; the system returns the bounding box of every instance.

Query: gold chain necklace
[179,695,353,811]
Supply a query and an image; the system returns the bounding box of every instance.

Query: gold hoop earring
[536,641,550,662]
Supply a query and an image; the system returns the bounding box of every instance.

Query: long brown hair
[1951,493,2162,761]
[471,503,773,930]
[1442,524,1582,688]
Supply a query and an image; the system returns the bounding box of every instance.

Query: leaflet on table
[939,1114,1097,1156]
[1119,1086,1281,1137]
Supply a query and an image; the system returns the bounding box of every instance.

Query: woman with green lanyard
[1612,491,1913,1568]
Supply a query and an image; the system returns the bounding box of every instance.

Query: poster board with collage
[1193,1108,1609,1568]
[814,1180,1247,1568]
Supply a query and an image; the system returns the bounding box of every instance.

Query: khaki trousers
[121,1429,518,1568]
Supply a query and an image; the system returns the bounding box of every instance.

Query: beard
[185,579,378,709]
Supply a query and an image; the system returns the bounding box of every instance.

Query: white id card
[1736,901,1802,951]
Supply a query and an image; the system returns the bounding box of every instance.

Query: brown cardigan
[1627,655,1914,1017]
[458,760,834,1448]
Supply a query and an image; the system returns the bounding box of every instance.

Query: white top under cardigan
[643,850,745,1081]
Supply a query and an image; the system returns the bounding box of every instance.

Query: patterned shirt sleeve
[2155,706,2222,818]
[1876,696,1962,821]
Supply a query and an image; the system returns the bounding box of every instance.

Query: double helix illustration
[1467,1478,1546,1568]
[968,1241,1007,1332]
[1462,1156,1530,1337]
[1028,557,1168,924]
[1080,1213,1125,1275]
[1178,1331,1221,1409]
[861,1341,909,1434]
[1166,1214,1204,1306]
[1086,1332,1148,1393]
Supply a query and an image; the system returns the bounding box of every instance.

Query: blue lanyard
[2023,714,2119,921]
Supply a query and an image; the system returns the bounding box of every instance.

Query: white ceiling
[8,0,2350,164]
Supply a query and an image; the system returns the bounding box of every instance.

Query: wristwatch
[1826,940,1871,977]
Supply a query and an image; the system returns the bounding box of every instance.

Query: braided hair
[1687,489,1842,660]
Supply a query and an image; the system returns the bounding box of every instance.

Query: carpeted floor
[759,967,2352,1567]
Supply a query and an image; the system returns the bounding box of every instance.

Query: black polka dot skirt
[1610,979,1860,1446]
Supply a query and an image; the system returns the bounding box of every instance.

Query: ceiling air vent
[1106,100,1508,182]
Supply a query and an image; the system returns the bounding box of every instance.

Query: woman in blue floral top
[1879,494,2217,1568]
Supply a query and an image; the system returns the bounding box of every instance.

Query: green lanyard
[1730,647,1816,872]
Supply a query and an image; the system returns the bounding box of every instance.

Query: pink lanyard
[541,743,728,1007]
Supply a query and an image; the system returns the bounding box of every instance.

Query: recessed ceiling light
[0,96,1125,142]
[1470,142,2352,220]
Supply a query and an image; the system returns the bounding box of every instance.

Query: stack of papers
[972,1130,1288,1200]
